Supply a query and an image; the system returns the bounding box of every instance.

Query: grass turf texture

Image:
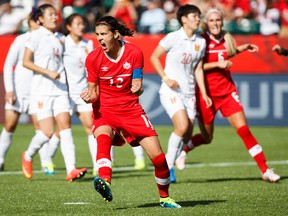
[0,124,287,215]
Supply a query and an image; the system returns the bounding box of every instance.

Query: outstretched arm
[272,44,288,56]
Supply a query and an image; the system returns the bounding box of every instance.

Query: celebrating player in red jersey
[80,16,181,208]
[175,8,281,183]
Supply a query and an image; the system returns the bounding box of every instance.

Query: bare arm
[150,45,179,89]
[195,59,212,108]
[236,43,258,53]
[203,60,233,71]
[23,47,60,80]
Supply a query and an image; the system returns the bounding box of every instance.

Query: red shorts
[92,111,158,147]
[197,91,243,124]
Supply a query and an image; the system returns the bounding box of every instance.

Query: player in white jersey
[0,12,40,171]
[150,4,212,183]
[21,4,87,181]
[61,13,98,175]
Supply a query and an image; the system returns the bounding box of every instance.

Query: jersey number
[181,53,192,64]
[110,77,124,88]
[141,114,153,129]
[218,52,224,62]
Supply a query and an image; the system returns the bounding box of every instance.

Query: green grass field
[0,124,287,216]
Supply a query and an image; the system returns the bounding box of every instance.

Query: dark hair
[96,16,134,37]
[33,4,55,25]
[176,4,201,26]
[62,13,86,35]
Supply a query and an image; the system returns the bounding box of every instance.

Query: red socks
[237,125,268,173]
[151,153,170,198]
[96,134,112,183]
[183,134,208,153]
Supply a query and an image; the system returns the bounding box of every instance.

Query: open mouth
[100,42,106,48]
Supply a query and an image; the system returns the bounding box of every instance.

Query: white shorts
[159,87,196,119]
[5,96,30,114]
[29,94,71,120]
[69,94,92,115]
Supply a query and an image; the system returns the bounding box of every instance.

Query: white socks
[59,128,75,173]
[0,128,13,165]
[38,132,60,166]
[25,131,50,161]
[132,146,144,161]
[166,132,183,169]
[88,134,97,170]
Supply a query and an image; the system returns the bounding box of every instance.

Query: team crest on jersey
[101,66,109,72]
[195,44,200,52]
[38,101,43,109]
[123,62,131,70]
[209,44,215,48]
[170,97,177,104]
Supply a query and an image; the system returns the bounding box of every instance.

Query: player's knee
[175,124,189,137]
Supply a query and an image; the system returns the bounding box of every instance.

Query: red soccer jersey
[202,33,237,97]
[86,41,144,115]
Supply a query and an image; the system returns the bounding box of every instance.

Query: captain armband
[132,68,143,79]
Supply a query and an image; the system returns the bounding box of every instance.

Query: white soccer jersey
[25,26,68,96]
[159,27,206,96]
[4,32,33,98]
[63,34,93,95]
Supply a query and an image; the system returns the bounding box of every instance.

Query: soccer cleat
[134,158,145,170]
[93,177,113,202]
[43,163,55,175]
[22,152,32,179]
[66,168,87,182]
[92,167,98,177]
[169,168,176,183]
[0,163,4,171]
[262,169,280,183]
[175,152,187,170]
[160,197,181,208]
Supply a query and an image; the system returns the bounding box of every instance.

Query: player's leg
[132,145,145,170]
[93,126,115,202]
[78,111,98,176]
[22,116,52,179]
[228,111,280,182]
[160,92,189,182]
[140,136,181,208]
[54,95,87,181]
[0,110,20,170]
[36,114,60,175]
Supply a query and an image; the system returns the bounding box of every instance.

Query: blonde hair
[223,31,237,57]
[205,8,237,57]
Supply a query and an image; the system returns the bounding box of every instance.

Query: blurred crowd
[1,0,288,37]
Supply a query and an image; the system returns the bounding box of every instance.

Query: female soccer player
[21,4,87,181]
[0,11,40,171]
[176,8,280,183]
[150,4,212,183]
[80,15,181,208]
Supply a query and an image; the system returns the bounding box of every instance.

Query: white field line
[1,160,287,175]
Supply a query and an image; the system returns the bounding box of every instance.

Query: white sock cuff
[249,144,262,157]
[59,128,72,137]
[2,128,12,136]
[97,158,112,169]
[169,132,183,148]
[155,176,170,185]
